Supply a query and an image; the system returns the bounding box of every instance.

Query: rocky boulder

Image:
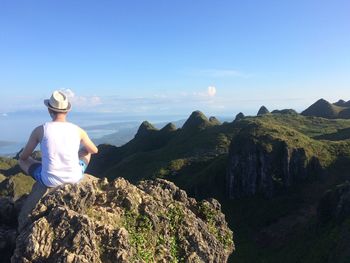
[12,177,234,262]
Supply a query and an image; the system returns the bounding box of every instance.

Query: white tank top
[40,122,82,187]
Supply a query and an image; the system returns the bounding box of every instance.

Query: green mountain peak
[257,105,270,115]
[160,122,177,132]
[182,110,211,131]
[135,121,158,138]
[301,98,342,119]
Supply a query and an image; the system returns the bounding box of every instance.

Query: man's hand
[80,128,98,154]
[78,147,89,156]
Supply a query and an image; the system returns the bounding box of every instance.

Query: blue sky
[0,0,349,116]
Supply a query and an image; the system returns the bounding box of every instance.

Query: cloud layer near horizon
[1,86,338,117]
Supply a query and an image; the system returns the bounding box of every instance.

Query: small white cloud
[72,96,102,107]
[60,88,75,99]
[207,86,217,97]
[58,88,102,109]
[90,96,102,105]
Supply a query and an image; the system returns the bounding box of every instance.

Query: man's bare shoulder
[33,125,43,133]
[77,126,87,136]
[32,125,44,140]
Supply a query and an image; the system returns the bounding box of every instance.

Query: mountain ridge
[87,104,350,262]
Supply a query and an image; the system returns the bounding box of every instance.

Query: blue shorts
[28,160,88,186]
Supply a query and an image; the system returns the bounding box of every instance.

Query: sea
[0,110,188,157]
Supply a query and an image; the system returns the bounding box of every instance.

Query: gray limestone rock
[12,176,234,262]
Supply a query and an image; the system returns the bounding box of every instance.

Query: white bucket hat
[44,91,71,112]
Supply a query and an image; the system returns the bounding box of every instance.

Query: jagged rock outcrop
[12,177,234,262]
[257,106,269,115]
[226,132,322,198]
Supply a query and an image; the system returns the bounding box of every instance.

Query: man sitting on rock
[18,90,98,187]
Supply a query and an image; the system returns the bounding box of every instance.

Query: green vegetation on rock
[0,157,35,200]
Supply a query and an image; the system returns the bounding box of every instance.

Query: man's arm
[19,126,43,160]
[79,128,98,154]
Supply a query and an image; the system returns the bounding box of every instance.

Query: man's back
[41,122,82,187]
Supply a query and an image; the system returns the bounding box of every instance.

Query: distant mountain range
[0,140,15,147]
[89,119,187,146]
[89,98,350,149]
[87,98,350,262]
